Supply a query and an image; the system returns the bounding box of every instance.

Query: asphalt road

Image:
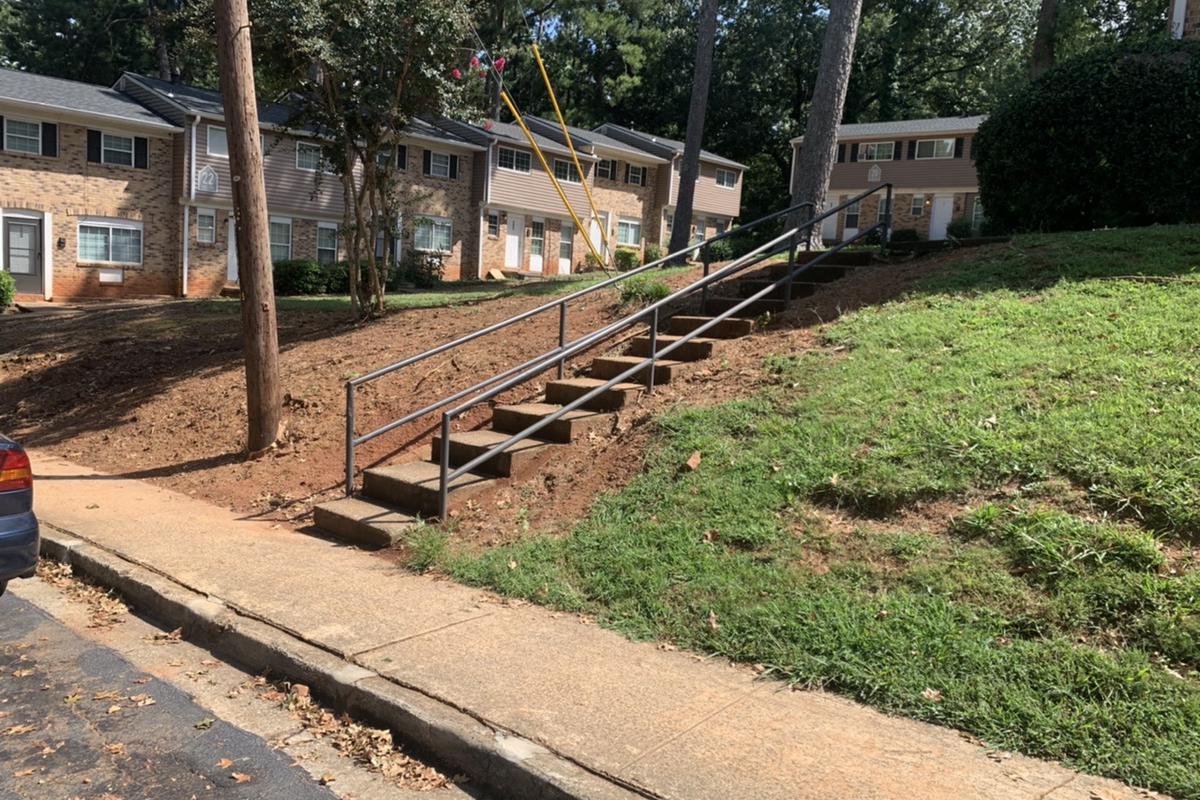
[0,592,337,800]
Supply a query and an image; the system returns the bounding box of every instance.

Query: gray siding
[489,148,593,217]
[798,134,979,192]
[664,159,743,218]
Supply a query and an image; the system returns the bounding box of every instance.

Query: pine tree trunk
[1030,0,1059,79]
[215,0,282,455]
[667,0,719,258]
[790,0,864,250]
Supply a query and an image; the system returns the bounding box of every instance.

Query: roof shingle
[0,68,176,130]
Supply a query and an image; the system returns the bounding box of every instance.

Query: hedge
[272,259,351,296]
[975,40,1200,233]
[0,271,14,307]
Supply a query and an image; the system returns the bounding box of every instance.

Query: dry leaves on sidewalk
[36,561,127,628]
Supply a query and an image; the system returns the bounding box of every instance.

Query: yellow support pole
[499,90,607,270]
[530,42,612,259]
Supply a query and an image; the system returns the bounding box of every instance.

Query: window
[877,197,892,223]
[715,168,738,188]
[296,141,332,172]
[713,219,728,235]
[596,159,616,180]
[428,151,451,178]
[859,142,894,162]
[102,133,134,166]
[626,164,645,186]
[616,218,641,246]
[414,216,452,252]
[530,220,545,258]
[844,201,860,229]
[910,194,925,217]
[5,119,41,154]
[498,147,531,173]
[553,159,581,183]
[78,220,143,264]
[972,199,986,230]
[691,223,705,246]
[317,223,338,264]
[207,125,228,157]
[269,218,292,262]
[197,209,216,244]
[487,213,500,237]
[375,229,400,262]
[915,138,955,160]
[560,222,573,262]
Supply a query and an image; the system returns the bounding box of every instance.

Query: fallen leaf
[131,677,151,685]
[291,684,310,698]
[231,772,252,784]
[215,759,234,769]
[3,725,36,736]
[684,450,702,471]
[921,687,944,703]
[129,694,156,707]
[506,559,518,571]
[11,669,34,678]
[319,773,336,785]
[106,705,122,715]
[194,718,215,731]
[93,691,122,701]
[12,767,36,778]
[200,659,219,667]
[63,693,82,705]
[706,610,720,632]
[104,743,127,756]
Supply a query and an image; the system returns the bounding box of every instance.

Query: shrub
[975,40,1200,233]
[643,244,663,264]
[705,239,734,262]
[614,247,640,271]
[946,218,975,239]
[0,271,14,307]
[888,228,922,243]
[324,261,350,294]
[273,259,328,296]
[619,276,670,306]
[393,251,445,288]
[582,252,603,272]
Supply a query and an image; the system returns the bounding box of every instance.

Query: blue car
[0,435,38,597]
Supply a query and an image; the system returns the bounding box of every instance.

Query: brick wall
[826,192,972,242]
[393,146,477,281]
[2,123,178,300]
[186,207,230,297]
[1187,0,1200,37]
[591,164,658,257]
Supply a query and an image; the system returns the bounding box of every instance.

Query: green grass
[429,225,1200,797]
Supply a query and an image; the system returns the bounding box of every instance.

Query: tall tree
[1031,0,1060,77]
[668,0,719,257]
[791,0,865,248]
[215,0,282,454]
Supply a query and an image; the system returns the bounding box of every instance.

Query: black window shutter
[610,159,618,177]
[41,123,57,157]
[397,144,407,169]
[908,140,917,160]
[954,137,965,158]
[624,163,631,183]
[87,129,102,163]
[967,137,975,161]
[449,154,459,179]
[0,116,5,150]
[849,143,859,162]
[836,144,845,163]
[893,141,903,160]
[134,137,149,169]
[422,149,432,175]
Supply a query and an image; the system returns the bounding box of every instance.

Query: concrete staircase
[313,250,871,547]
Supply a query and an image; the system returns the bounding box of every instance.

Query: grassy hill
[427,225,1200,798]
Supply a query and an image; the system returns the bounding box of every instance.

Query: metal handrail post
[438,413,452,521]
[784,230,799,306]
[345,383,356,496]
[700,244,711,312]
[557,301,568,379]
[882,183,894,254]
[647,307,659,394]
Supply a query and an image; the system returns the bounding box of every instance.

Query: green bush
[0,271,14,307]
[888,228,922,243]
[619,275,670,306]
[947,218,975,239]
[613,248,640,271]
[273,259,328,296]
[392,252,445,289]
[975,40,1200,232]
[643,244,663,264]
[324,261,350,294]
[705,239,734,262]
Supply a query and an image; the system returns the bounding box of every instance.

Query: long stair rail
[429,184,895,519]
[343,198,822,495]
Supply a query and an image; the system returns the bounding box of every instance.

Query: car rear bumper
[0,511,39,581]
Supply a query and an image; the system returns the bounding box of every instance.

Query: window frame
[497,146,532,174]
[910,194,925,218]
[487,213,500,238]
[428,151,452,178]
[844,200,861,229]
[596,159,615,180]
[627,164,645,186]
[915,138,956,160]
[197,208,217,244]
[616,218,642,247]
[715,168,738,189]
[877,197,892,223]
[269,216,292,262]
[207,125,229,158]
[296,141,333,173]
[317,222,339,265]
[553,158,581,184]
[859,141,894,162]
[101,132,135,167]
[77,218,144,265]
[4,118,42,155]
[413,215,453,253]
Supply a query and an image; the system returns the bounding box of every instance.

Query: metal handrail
[430,184,895,518]
[343,197,819,494]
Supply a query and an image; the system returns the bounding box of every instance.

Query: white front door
[821,198,840,242]
[226,217,238,283]
[843,201,860,241]
[528,219,545,274]
[929,195,955,240]
[588,212,609,264]
[559,222,574,273]
[505,214,523,269]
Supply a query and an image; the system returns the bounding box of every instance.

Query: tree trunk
[1030,0,1058,79]
[790,0,864,250]
[148,0,173,80]
[667,0,719,258]
[215,0,282,455]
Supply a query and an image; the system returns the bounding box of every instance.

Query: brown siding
[802,134,979,192]
[489,146,594,218]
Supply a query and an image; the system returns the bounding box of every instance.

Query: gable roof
[597,123,747,170]
[524,116,669,164]
[791,115,986,144]
[0,68,178,131]
[467,119,599,161]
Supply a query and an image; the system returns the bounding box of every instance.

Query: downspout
[478,144,491,278]
[182,114,199,296]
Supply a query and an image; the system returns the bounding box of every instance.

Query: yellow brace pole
[500,90,607,269]
[530,42,612,259]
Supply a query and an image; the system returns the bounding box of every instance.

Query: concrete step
[432,429,555,478]
[590,355,688,386]
[362,460,495,517]
[737,280,816,300]
[312,496,419,549]
[703,296,788,317]
[667,315,756,339]
[766,262,850,283]
[492,402,613,443]
[627,334,719,362]
[545,377,643,411]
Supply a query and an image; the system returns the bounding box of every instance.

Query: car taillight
[0,448,33,492]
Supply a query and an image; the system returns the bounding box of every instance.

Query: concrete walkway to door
[27,450,1164,800]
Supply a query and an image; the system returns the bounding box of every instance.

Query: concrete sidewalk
[28,451,1161,800]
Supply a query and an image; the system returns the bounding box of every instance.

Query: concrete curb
[39,527,640,800]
